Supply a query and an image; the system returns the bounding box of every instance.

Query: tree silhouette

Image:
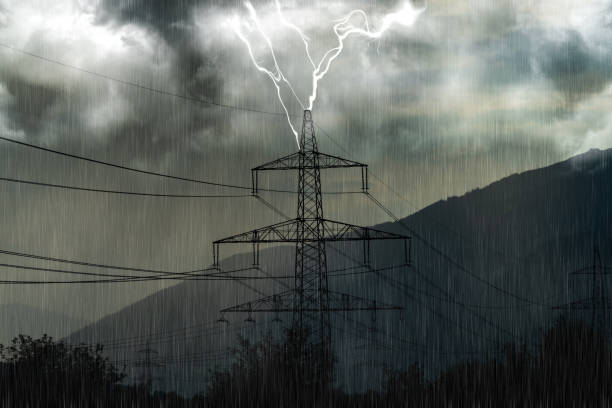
[0,334,124,406]
[205,328,334,408]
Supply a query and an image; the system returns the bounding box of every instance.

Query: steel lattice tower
[213,110,411,358]
[554,246,612,332]
[294,110,330,348]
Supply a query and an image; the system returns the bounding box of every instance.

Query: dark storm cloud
[0,0,232,167]
[538,29,612,106]
[95,0,223,100]
[86,0,230,162]
[0,72,67,136]
[94,0,203,32]
[1,0,611,322]
[0,61,228,165]
[474,30,537,87]
[333,1,612,157]
[470,27,600,118]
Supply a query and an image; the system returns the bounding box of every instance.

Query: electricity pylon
[554,246,612,332]
[135,340,162,389]
[213,110,410,360]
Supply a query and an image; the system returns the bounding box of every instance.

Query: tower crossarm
[213,219,299,244]
[220,290,402,313]
[214,110,410,358]
[212,218,411,265]
[253,151,366,171]
[319,219,409,242]
[251,151,369,193]
[214,218,408,244]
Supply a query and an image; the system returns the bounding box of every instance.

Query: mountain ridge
[68,147,612,395]
[0,303,87,345]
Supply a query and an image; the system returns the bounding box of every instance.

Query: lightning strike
[230,1,424,146]
[230,3,303,145]
[307,3,425,110]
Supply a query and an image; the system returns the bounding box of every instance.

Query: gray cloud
[474,30,537,87]
[95,0,223,101]
[537,29,612,106]
[1,72,67,137]
[0,3,8,28]
[95,0,205,34]
[0,0,611,320]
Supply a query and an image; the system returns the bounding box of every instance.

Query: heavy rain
[0,0,611,406]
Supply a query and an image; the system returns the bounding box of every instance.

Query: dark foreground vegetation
[1,318,612,406]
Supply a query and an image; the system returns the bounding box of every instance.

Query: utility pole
[213,110,411,363]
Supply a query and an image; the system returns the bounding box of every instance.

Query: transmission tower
[135,340,162,389]
[554,246,612,332]
[213,110,411,360]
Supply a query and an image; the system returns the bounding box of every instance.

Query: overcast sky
[0,0,611,321]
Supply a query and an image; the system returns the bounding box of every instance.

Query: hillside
[68,148,612,395]
[0,304,87,345]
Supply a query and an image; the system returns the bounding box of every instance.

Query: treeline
[204,318,612,407]
[0,334,191,407]
[381,318,612,407]
[1,319,611,406]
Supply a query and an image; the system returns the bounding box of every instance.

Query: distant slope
[0,304,87,344]
[69,148,612,395]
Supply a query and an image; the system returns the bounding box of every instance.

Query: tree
[383,363,426,406]
[0,334,124,406]
[205,328,334,408]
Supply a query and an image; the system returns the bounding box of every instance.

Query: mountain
[68,148,612,396]
[0,304,87,345]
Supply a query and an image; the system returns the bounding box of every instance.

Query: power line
[293,123,550,308]
[0,135,297,194]
[0,171,362,196]
[0,262,164,280]
[365,192,548,307]
[334,311,427,351]
[0,246,402,285]
[87,319,237,347]
[0,263,275,284]
[255,195,292,220]
[0,176,253,198]
[256,197,504,347]
[0,140,359,196]
[375,269,503,346]
[1,41,510,362]
[247,155,549,356]
[104,326,243,350]
[0,276,247,285]
[1,40,537,351]
[383,266,519,341]
[313,124,524,268]
[113,350,232,366]
[0,43,358,198]
[0,247,206,275]
[254,192,523,314]
[409,263,551,310]
[326,244,504,347]
[0,267,361,284]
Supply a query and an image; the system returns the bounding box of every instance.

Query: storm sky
[0,0,611,322]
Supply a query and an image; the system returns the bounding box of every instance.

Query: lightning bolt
[230,1,425,146]
[230,3,303,146]
[306,3,425,110]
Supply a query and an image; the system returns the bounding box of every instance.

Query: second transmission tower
[555,246,612,332]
